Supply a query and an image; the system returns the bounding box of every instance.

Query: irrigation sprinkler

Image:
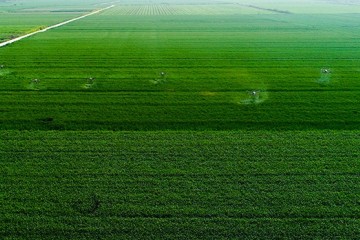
[248,90,260,97]
[321,68,331,74]
[86,77,96,85]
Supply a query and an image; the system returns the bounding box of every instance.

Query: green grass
[1,130,360,239]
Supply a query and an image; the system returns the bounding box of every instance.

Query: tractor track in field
[0,4,115,48]
[237,4,292,14]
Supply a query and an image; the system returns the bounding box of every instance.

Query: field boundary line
[0,5,115,48]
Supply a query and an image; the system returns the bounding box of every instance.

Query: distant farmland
[1,4,360,131]
[0,0,360,239]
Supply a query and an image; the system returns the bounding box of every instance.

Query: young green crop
[0,12,360,130]
[1,130,360,239]
[1,2,360,239]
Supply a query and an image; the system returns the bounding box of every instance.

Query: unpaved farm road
[0,5,115,48]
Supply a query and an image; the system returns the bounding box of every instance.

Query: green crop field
[1,130,360,239]
[0,0,104,42]
[1,0,360,239]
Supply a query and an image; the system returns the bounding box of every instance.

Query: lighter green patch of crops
[150,71,167,85]
[82,77,97,89]
[25,79,46,90]
[317,69,332,86]
[0,68,10,77]
[239,90,269,105]
[199,91,217,97]
[233,80,269,105]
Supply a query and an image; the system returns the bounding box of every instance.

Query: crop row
[0,89,358,130]
[102,4,262,16]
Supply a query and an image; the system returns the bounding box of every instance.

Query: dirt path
[0,5,115,48]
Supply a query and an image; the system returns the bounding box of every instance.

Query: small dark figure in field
[90,194,101,214]
[41,117,54,123]
[0,65,4,69]
[32,79,40,84]
[160,72,166,77]
[88,77,95,83]
[73,193,101,214]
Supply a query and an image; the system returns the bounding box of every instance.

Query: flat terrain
[1,130,360,239]
[0,14,82,42]
[1,5,360,130]
[1,0,360,239]
[0,0,102,42]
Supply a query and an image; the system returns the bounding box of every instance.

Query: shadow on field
[72,193,101,215]
[0,68,11,77]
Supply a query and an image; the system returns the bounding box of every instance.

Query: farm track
[0,4,115,48]
[103,4,264,15]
